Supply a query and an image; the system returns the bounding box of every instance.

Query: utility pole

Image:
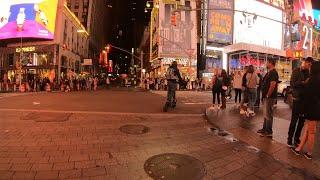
[140,51,144,87]
[19,36,23,89]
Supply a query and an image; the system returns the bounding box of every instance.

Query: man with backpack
[163,61,182,112]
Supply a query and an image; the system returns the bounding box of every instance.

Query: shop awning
[223,43,286,57]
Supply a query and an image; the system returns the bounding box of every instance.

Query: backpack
[166,67,178,80]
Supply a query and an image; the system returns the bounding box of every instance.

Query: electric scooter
[163,99,177,112]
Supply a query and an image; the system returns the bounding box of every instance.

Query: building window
[74,0,79,9]
[8,54,14,66]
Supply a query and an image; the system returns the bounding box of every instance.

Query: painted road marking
[0,108,204,118]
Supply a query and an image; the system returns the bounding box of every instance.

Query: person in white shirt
[245,65,259,116]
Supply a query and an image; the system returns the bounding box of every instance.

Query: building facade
[0,0,89,84]
[150,0,198,80]
[66,0,108,74]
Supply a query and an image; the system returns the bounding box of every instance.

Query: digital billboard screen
[314,9,320,28]
[207,0,233,44]
[0,0,58,40]
[233,0,283,50]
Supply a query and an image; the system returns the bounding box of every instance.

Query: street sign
[82,59,92,66]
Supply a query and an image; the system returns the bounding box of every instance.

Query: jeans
[167,81,177,103]
[212,90,221,105]
[262,98,276,134]
[247,88,257,111]
[221,90,227,109]
[287,100,305,144]
[255,88,261,107]
[234,88,242,103]
[240,89,249,107]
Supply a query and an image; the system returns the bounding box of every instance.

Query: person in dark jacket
[220,69,231,109]
[287,57,313,147]
[291,61,320,160]
[211,74,222,108]
[163,61,182,112]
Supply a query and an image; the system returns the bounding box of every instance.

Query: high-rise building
[66,0,108,74]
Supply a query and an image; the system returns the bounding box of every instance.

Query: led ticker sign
[16,46,36,53]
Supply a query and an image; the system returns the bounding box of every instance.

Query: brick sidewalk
[0,110,319,179]
[206,107,320,179]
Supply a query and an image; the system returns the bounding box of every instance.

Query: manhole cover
[119,124,149,135]
[144,153,206,180]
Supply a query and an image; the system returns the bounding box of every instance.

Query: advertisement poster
[207,0,233,43]
[0,0,58,40]
[312,30,320,59]
[158,0,197,63]
[233,0,283,49]
[293,0,314,22]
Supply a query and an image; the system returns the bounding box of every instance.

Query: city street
[0,89,319,179]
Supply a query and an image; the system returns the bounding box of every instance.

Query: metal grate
[144,153,206,180]
[119,124,150,135]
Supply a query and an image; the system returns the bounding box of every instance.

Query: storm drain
[144,153,206,180]
[20,112,72,122]
[119,124,150,135]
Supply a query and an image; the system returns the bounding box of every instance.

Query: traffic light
[106,44,111,52]
[171,13,176,26]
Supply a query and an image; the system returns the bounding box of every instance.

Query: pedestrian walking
[220,69,230,109]
[106,77,110,88]
[163,61,182,112]
[255,72,263,108]
[93,77,98,91]
[245,65,259,116]
[287,57,313,147]
[257,58,279,137]
[233,71,243,105]
[211,75,222,109]
[291,60,320,160]
[240,66,249,114]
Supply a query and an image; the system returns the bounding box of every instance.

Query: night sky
[104,0,320,74]
[105,0,149,74]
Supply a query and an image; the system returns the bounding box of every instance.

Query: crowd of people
[207,57,320,160]
[0,75,111,93]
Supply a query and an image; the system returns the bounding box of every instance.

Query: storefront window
[19,52,53,66]
[277,60,292,81]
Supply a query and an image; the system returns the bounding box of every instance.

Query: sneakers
[240,109,246,115]
[260,132,273,137]
[257,129,265,134]
[287,141,295,148]
[290,148,312,160]
[290,147,300,156]
[304,153,312,160]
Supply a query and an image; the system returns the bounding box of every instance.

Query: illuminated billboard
[314,9,320,29]
[158,0,197,62]
[233,0,283,50]
[293,0,314,22]
[0,0,58,40]
[207,0,233,44]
